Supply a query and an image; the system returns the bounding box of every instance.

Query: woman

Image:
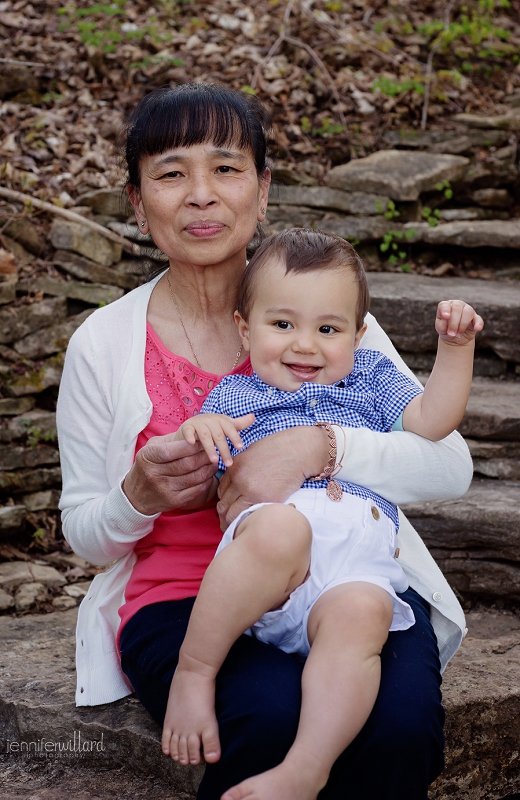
[57,83,471,800]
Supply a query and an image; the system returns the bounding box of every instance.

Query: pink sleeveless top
[118,322,252,637]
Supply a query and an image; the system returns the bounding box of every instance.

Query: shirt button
[80,687,84,693]
[371,506,380,520]
[309,398,318,407]
[463,627,468,638]
[268,388,274,395]
[432,592,443,602]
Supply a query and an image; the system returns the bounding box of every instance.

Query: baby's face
[236,258,366,391]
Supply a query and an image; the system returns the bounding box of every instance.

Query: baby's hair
[237,228,370,331]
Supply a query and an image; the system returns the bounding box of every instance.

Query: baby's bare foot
[161,668,220,766]
[220,752,327,800]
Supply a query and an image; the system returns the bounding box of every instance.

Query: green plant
[380,228,416,270]
[422,207,442,227]
[311,117,344,137]
[372,75,425,97]
[435,180,453,200]
[419,0,513,56]
[32,528,45,541]
[24,423,57,447]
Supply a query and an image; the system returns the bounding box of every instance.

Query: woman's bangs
[141,92,253,158]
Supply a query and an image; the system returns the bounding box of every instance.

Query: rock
[4,353,64,397]
[0,445,59,470]
[366,273,520,363]
[453,109,520,130]
[63,581,91,598]
[405,219,520,248]
[0,587,14,610]
[7,409,56,440]
[271,166,319,186]
[401,352,507,378]
[430,607,520,800]
[0,609,203,795]
[41,552,96,572]
[0,505,26,537]
[14,582,46,612]
[0,282,16,305]
[384,128,510,151]
[114,259,148,276]
[52,595,78,610]
[439,207,509,221]
[268,186,391,215]
[0,397,35,416]
[402,480,520,599]
[13,310,93,360]
[0,63,40,100]
[459,378,520,440]
[1,216,45,255]
[17,276,125,306]
[460,161,518,190]
[49,220,122,267]
[0,561,66,592]
[267,205,324,229]
[327,151,469,201]
[472,457,520,481]
[0,297,67,345]
[22,489,61,512]
[76,188,133,219]
[319,216,404,243]
[53,250,139,290]
[107,221,152,243]
[471,188,514,208]
[0,466,62,495]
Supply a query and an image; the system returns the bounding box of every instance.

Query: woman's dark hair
[125,83,271,188]
[237,228,370,332]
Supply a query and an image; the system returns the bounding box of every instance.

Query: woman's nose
[185,173,217,208]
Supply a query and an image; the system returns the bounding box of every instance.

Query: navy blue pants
[120,588,444,800]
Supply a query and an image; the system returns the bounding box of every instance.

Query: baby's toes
[187,732,202,765]
[168,732,180,761]
[178,735,190,765]
[202,723,221,763]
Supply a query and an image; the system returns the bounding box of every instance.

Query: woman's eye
[319,325,336,334]
[275,321,292,330]
[161,171,181,179]
[216,165,234,174]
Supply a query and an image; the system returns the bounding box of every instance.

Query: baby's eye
[275,320,292,330]
[319,325,337,334]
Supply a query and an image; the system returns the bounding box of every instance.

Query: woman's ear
[257,168,271,221]
[354,323,367,349]
[234,311,251,352]
[126,185,147,231]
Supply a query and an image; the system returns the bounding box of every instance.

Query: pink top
[118,322,252,637]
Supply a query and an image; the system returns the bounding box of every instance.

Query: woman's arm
[58,323,216,565]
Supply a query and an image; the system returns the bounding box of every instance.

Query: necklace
[166,273,243,371]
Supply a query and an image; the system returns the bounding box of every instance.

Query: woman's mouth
[184,221,225,238]
[284,363,321,381]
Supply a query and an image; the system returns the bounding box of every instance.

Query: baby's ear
[355,323,367,348]
[234,311,250,351]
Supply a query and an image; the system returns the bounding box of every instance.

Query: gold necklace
[166,274,243,371]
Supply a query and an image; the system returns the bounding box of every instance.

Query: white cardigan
[57,273,471,706]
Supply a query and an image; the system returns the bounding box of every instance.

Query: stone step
[401,479,520,601]
[1,606,518,800]
[366,272,520,363]
[461,378,520,441]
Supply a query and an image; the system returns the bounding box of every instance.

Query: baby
[162,228,483,800]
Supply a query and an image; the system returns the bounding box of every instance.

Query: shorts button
[371,506,380,520]
[432,591,442,602]
[394,548,400,558]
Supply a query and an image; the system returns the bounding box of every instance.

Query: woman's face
[129,142,270,270]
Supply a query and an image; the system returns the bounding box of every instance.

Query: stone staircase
[1,137,520,796]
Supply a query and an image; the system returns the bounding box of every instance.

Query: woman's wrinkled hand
[216,426,329,529]
[122,434,218,516]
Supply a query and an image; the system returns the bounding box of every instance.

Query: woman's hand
[122,434,218,516]
[217,425,329,528]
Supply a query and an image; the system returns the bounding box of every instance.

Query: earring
[260,207,266,214]
[140,221,146,228]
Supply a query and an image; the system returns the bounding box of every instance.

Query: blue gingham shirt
[201,349,423,528]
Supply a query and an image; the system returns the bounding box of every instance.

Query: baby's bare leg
[162,504,312,767]
[222,582,393,800]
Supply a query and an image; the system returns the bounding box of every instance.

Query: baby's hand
[177,413,255,467]
[435,300,484,345]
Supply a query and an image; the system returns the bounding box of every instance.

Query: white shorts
[215,488,415,658]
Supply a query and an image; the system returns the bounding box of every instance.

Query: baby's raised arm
[174,413,255,467]
[402,300,484,441]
